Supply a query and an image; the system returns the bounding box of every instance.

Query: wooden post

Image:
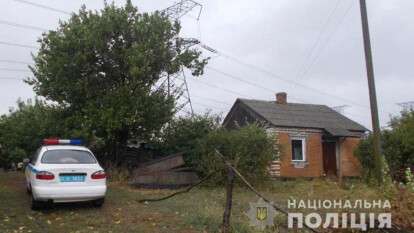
[221,166,235,233]
[359,0,383,183]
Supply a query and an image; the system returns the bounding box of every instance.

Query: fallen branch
[214,149,320,233]
[137,172,215,203]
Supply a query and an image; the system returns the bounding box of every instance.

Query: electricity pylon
[161,0,204,116]
[162,0,203,21]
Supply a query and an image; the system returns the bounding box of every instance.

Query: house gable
[223,99,269,129]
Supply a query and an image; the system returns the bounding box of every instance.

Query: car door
[26,148,41,184]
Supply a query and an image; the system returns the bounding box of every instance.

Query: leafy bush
[355,110,414,182]
[355,135,376,181]
[154,117,278,183]
[154,113,220,168]
[405,168,414,192]
[196,124,278,183]
[0,99,68,168]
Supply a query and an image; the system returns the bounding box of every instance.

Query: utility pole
[359,0,383,182]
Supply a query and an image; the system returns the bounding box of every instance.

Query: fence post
[221,166,235,233]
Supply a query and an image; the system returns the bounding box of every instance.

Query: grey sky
[0,0,413,129]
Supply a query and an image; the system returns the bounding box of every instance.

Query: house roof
[226,98,368,136]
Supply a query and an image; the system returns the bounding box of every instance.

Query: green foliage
[196,124,278,183]
[154,118,277,183]
[154,113,220,167]
[386,111,414,170]
[405,168,414,192]
[0,99,68,167]
[21,1,207,162]
[356,110,414,183]
[355,135,376,181]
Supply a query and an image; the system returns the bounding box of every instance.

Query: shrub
[153,113,220,168]
[405,168,414,192]
[0,99,67,168]
[152,117,278,184]
[196,124,278,183]
[355,110,414,183]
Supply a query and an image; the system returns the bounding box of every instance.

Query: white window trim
[291,136,306,162]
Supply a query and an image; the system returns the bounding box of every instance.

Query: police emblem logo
[256,206,268,221]
[247,198,277,230]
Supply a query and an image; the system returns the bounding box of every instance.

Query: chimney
[276,92,287,104]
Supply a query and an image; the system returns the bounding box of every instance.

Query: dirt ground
[0,171,413,233]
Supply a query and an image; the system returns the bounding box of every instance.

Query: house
[223,92,368,178]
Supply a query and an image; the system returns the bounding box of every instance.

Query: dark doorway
[322,141,337,176]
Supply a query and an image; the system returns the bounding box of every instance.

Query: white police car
[25,139,107,210]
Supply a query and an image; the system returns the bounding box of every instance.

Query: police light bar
[43,138,83,145]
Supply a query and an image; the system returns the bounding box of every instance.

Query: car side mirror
[22,158,30,165]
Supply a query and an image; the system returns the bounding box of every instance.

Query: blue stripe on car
[28,164,38,174]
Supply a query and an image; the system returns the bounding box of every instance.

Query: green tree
[356,110,414,182]
[154,113,221,167]
[26,1,207,161]
[0,99,66,167]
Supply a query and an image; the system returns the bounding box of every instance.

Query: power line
[0,41,37,49]
[294,0,342,81]
[192,101,228,112]
[7,0,356,109]
[206,66,307,103]
[0,19,48,31]
[5,0,380,118]
[212,47,370,109]
[190,2,370,111]
[204,66,373,122]
[191,93,232,106]
[13,0,71,15]
[193,77,255,99]
[296,1,354,81]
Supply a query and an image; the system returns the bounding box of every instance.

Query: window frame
[30,148,41,165]
[40,149,97,164]
[291,136,306,162]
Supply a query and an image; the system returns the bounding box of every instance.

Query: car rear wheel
[31,196,46,210]
[93,198,105,207]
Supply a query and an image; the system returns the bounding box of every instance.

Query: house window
[291,137,306,161]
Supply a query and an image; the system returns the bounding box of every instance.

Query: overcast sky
[0,0,413,129]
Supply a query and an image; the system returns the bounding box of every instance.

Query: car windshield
[41,150,97,164]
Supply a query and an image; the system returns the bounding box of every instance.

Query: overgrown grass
[0,172,412,233]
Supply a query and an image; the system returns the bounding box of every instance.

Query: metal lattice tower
[160,0,203,116]
[397,101,414,111]
[162,0,203,21]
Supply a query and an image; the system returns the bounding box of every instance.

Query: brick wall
[340,137,362,177]
[278,132,324,177]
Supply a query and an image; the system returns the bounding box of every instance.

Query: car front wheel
[93,198,105,207]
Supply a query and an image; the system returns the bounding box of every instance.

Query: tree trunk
[221,167,235,233]
[114,128,129,166]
